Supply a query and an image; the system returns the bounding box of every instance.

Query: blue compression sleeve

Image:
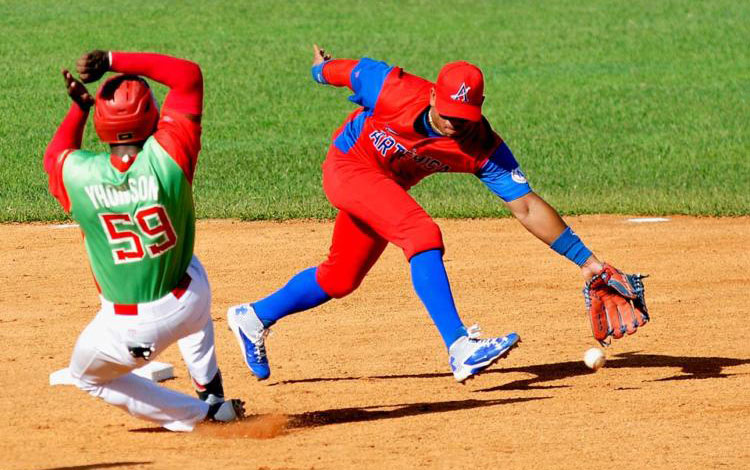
[550,227,593,266]
[252,267,332,327]
[410,249,465,348]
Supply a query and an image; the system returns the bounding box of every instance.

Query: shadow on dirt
[269,371,448,385]
[271,352,750,392]
[608,351,750,381]
[286,396,549,430]
[130,397,549,437]
[476,352,750,393]
[129,354,749,435]
[36,462,152,470]
[129,427,171,433]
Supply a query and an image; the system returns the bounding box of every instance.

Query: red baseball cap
[434,61,484,121]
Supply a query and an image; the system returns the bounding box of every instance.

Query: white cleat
[448,325,520,383]
[227,303,271,380]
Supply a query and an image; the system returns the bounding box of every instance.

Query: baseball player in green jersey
[44,50,244,431]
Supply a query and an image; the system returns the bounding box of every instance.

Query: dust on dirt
[199,414,290,439]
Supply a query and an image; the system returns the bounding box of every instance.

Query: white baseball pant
[69,256,218,431]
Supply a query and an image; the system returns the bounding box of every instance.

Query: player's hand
[583,263,649,346]
[580,257,604,281]
[62,69,94,111]
[76,50,110,83]
[312,44,331,66]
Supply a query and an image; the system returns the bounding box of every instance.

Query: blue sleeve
[347,58,393,109]
[476,143,532,202]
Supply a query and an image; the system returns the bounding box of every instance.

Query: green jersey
[63,136,194,304]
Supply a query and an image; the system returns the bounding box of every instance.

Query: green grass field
[1,0,747,221]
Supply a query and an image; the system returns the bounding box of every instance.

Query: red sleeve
[322,59,358,88]
[44,102,88,212]
[109,51,203,116]
[153,109,201,183]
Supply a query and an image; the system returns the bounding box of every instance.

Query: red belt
[114,273,192,315]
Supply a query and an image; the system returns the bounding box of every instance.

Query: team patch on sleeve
[477,143,532,202]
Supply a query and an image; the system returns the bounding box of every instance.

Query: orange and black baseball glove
[583,263,649,346]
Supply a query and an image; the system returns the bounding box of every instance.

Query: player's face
[429,108,473,138]
[438,114,471,137]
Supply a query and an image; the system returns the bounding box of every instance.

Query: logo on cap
[450,83,471,102]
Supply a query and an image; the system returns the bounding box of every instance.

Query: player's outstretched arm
[477,142,603,276]
[504,192,603,279]
[505,191,650,344]
[310,44,357,88]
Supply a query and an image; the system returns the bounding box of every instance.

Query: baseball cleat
[206,398,245,423]
[227,304,271,380]
[448,325,520,383]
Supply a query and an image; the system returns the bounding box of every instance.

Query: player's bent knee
[316,272,362,299]
[68,369,101,393]
[403,221,444,259]
[318,278,361,299]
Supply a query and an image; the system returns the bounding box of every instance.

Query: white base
[50,361,174,386]
[627,217,670,223]
[133,361,174,382]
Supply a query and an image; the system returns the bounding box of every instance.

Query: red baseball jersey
[315,58,503,189]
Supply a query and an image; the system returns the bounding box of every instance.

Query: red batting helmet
[93,74,159,144]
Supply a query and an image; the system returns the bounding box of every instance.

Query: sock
[195,370,224,403]
[252,267,331,327]
[410,249,465,349]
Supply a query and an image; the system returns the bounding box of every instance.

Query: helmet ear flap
[93,74,159,144]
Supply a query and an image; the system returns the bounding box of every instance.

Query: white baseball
[583,347,606,370]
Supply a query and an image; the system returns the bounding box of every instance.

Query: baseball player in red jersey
[44,50,244,430]
[228,45,649,383]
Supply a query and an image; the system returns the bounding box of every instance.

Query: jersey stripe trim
[333,109,373,153]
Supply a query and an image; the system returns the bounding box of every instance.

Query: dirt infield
[2,216,749,469]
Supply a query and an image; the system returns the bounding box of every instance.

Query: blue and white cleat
[227,303,271,380]
[448,324,520,383]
